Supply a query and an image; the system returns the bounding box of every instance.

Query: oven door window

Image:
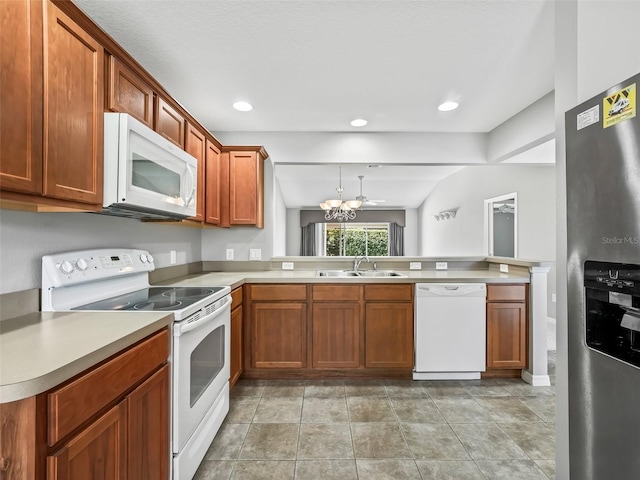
[190,324,225,407]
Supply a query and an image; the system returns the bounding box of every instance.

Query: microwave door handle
[176,296,231,335]
[182,166,196,208]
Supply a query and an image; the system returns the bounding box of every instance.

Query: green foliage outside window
[326,225,389,256]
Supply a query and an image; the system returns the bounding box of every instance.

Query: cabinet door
[185,122,206,221]
[0,0,43,194]
[47,402,126,480]
[154,96,185,148]
[312,302,361,368]
[44,1,104,204]
[205,139,221,225]
[365,303,413,368]
[127,364,169,480]
[107,56,153,128]
[230,305,243,387]
[251,303,306,368]
[229,151,264,227]
[486,302,527,369]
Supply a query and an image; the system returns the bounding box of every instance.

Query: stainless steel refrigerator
[566,73,640,479]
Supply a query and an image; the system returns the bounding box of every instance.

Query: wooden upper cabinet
[205,139,221,225]
[0,0,43,195]
[107,55,153,128]
[225,149,266,228]
[185,122,206,221]
[43,1,104,205]
[154,96,186,148]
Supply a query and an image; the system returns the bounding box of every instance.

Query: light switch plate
[436,262,448,270]
[170,250,177,265]
[282,262,294,270]
[499,263,509,273]
[552,293,557,303]
[250,249,262,260]
[226,249,234,260]
[409,262,422,270]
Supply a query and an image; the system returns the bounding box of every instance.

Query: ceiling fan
[356,175,386,206]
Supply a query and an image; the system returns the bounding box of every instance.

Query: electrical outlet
[499,264,509,273]
[226,249,234,260]
[409,262,422,270]
[170,250,177,265]
[250,249,262,260]
[282,262,294,270]
[436,262,448,270]
[552,293,557,303]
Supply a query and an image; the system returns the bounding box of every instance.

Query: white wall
[286,208,301,256]
[419,165,556,258]
[0,209,202,294]
[201,158,277,261]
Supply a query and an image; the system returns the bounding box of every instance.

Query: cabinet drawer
[231,287,243,309]
[487,284,527,302]
[48,329,169,446]
[249,284,307,301]
[364,284,412,302]
[312,285,360,301]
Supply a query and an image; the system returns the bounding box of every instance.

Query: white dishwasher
[414,283,487,380]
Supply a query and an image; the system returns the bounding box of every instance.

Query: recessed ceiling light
[438,101,459,112]
[350,118,368,127]
[233,101,253,112]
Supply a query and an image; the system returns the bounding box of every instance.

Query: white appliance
[414,283,487,380]
[42,248,231,480]
[102,113,197,220]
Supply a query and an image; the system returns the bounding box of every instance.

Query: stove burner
[133,300,183,311]
[161,287,215,299]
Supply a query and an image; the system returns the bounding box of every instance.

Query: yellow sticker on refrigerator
[603,83,636,128]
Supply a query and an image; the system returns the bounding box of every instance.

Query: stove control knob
[147,254,154,263]
[59,261,74,274]
[139,254,148,263]
[76,258,88,271]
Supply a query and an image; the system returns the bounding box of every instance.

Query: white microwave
[102,113,197,219]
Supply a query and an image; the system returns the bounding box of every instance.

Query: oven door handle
[176,295,231,335]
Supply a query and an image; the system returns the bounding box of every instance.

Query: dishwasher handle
[416,283,486,297]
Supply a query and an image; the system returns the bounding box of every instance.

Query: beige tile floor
[193,371,556,480]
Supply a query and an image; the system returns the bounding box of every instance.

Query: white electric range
[42,248,230,480]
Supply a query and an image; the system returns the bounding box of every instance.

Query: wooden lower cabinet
[251,302,307,368]
[365,302,414,368]
[126,365,170,480]
[486,302,527,369]
[0,329,170,480]
[245,283,414,377]
[47,402,127,480]
[312,302,361,368]
[230,287,244,388]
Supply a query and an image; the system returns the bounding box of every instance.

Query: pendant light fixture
[319,166,362,221]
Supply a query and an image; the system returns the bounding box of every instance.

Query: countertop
[158,269,531,290]
[0,311,172,403]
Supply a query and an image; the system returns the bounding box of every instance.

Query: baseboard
[521,369,551,386]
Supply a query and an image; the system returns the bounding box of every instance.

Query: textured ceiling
[74,0,555,208]
[74,0,554,134]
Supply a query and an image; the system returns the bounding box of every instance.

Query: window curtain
[301,223,317,256]
[389,222,404,256]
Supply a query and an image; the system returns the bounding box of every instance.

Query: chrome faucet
[353,255,370,272]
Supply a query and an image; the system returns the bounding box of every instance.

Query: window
[322,222,390,256]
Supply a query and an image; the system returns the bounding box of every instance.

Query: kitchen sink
[357,270,406,277]
[316,270,407,278]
